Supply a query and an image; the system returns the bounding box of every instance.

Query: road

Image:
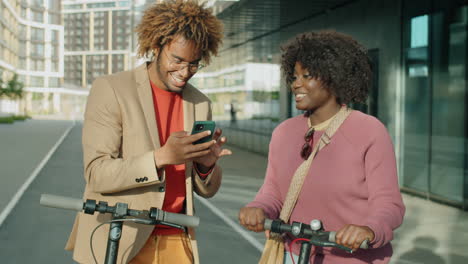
[1,119,468,264]
[0,121,265,263]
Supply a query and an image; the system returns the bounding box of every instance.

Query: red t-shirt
[150,81,186,235]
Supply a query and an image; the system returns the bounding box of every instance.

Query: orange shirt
[150,81,186,235]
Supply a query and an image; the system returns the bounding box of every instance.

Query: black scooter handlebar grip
[159,211,200,227]
[40,194,84,212]
[328,231,369,249]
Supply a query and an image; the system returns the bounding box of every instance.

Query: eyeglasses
[301,127,315,160]
[162,50,205,74]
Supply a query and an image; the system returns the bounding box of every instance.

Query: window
[21,7,26,19]
[97,2,114,8]
[30,76,44,86]
[118,1,130,7]
[51,30,58,43]
[32,11,43,23]
[48,77,60,87]
[32,44,44,57]
[64,4,81,10]
[411,15,429,48]
[32,0,43,8]
[48,0,59,10]
[19,24,26,36]
[48,13,60,25]
[19,58,26,69]
[31,28,44,41]
[401,1,468,206]
[31,60,45,71]
[18,42,26,56]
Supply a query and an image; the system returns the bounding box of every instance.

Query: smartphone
[191,121,216,144]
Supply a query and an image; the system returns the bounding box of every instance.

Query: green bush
[0,116,15,124]
[12,115,31,121]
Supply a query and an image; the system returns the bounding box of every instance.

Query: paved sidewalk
[392,195,468,264]
[215,145,468,264]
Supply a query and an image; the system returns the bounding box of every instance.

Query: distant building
[62,0,137,89]
[0,0,68,115]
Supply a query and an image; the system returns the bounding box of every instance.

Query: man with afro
[65,1,231,263]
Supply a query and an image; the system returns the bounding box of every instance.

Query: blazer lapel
[135,62,161,149]
[182,86,195,133]
[182,85,195,210]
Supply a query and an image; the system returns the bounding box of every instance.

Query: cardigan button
[158,186,165,192]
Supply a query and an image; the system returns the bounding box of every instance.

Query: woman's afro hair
[281,30,372,104]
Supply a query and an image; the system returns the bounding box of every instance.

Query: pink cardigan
[248,111,405,263]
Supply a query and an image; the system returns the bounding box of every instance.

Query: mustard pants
[129,233,193,264]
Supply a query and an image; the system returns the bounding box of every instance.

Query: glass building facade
[401,1,467,207]
[191,0,468,208]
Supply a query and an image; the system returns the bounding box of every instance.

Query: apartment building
[0,0,65,114]
[62,0,140,89]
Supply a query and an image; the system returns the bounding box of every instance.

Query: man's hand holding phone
[193,127,232,170]
[153,123,232,169]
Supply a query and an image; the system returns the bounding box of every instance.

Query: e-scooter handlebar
[40,193,84,211]
[264,218,369,251]
[40,193,200,228]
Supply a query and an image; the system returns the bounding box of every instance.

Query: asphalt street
[0,122,265,263]
[1,119,468,264]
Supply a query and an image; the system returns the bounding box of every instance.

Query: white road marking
[195,195,264,252]
[0,122,75,227]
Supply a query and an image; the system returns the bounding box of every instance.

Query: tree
[0,78,4,97]
[5,74,24,99]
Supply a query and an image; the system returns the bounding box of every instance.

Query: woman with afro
[239,31,405,263]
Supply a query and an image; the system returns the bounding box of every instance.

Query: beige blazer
[65,63,222,264]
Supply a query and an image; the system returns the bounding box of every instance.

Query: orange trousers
[129,233,193,264]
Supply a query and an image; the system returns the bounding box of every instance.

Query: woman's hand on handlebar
[238,207,266,232]
[335,224,374,251]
